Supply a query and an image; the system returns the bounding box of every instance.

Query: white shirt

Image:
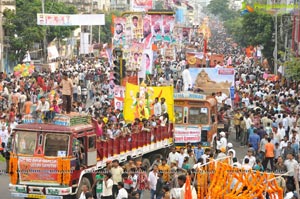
[182,69,192,91]
[277,128,286,140]
[284,191,294,199]
[178,153,187,168]
[153,102,162,117]
[36,101,50,112]
[216,137,227,150]
[168,152,180,164]
[148,171,158,190]
[78,192,86,199]
[102,178,113,196]
[116,188,128,199]
[284,159,298,176]
[243,155,256,168]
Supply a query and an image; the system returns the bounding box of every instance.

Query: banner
[113,17,126,47]
[114,85,125,110]
[127,42,143,72]
[151,15,163,43]
[163,15,175,43]
[37,14,105,26]
[19,157,59,183]
[189,68,235,96]
[128,14,143,41]
[174,126,201,143]
[132,0,153,11]
[142,15,152,49]
[47,46,59,60]
[124,83,174,122]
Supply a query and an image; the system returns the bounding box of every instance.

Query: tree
[3,0,77,62]
[92,10,121,45]
[206,0,238,21]
[282,52,300,82]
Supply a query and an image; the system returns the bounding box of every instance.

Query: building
[110,0,130,11]
[292,3,300,55]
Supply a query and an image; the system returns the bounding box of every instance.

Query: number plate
[27,194,46,199]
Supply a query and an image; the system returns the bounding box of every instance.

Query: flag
[111,15,116,34]
[184,176,192,199]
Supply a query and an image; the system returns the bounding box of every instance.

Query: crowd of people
[0,15,299,199]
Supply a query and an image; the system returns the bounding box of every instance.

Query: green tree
[3,0,77,62]
[92,10,121,45]
[206,0,238,21]
[282,52,300,82]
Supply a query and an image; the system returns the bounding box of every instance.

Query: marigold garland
[62,158,71,185]
[196,160,284,199]
[9,155,18,185]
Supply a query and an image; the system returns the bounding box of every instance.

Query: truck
[8,113,173,199]
[173,92,218,148]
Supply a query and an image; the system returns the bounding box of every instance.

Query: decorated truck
[8,113,173,199]
[173,92,218,148]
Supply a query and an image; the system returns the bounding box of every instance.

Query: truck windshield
[189,107,209,125]
[15,132,37,155]
[44,134,69,157]
[174,106,183,124]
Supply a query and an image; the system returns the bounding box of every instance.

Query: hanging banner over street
[37,14,105,26]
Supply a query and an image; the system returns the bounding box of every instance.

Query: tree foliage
[92,10,121,45]
[207,0,238,21]
[283,53,300,82]
[3,0,77,62]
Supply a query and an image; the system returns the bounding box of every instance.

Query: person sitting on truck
[35,96,50,120]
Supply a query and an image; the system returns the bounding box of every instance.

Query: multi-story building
[110,0,130,11]
[292,3,300,55]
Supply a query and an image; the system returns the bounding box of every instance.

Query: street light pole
[274,13,278,75]
[42,0,47,63]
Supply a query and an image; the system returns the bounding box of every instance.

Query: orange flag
[185,176,192,199]
[111,14,116,34]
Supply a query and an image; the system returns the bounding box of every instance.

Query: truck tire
[76,176,91,199]
[142,158,151,171]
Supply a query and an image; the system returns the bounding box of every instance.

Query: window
[88,136,96,150]
[15,132,37,155]
[189,107,209,124]
[44,134,69,157]
[174,106,183,124]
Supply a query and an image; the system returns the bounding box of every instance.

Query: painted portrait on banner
[132,0,153,11]
[163,16,175,43]
[182,27,190,43]
[142,16,153,49]
[113,17,126,47]
[129,42,144,72]
[151,15,163,43]
[129,15,143,41]
[114,85,125,111]
[138,49,153,79]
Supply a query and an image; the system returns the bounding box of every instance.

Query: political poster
[140,49,153,77]
[114,86,125,111]
[113,17,126,47]
[128,15,143,41]
[151,15,163,43]
[142,15,152,49]
[181,27,190,43]
[163,15,175,43]
[132,0,153,11]
[189,68,235,96]
[124,83,174,122]
[128,42,144,72]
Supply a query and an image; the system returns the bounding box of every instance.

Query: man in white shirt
[277,123,286,141]
[243,149,256,168]
[181,65,192,91]
[168,147,179,165]
[148,164,158,199]
[102,172,114,198]
[35,96,50,120]
[116,182,128,199]
[178,148,187,168]
[178,175,197,199]
[153,97,161,117]
[78,184,89,199]
[284,153,298,186]
[110,160,124,198]
[216,132,227,151]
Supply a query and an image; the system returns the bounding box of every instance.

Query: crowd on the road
[0,16,299,199]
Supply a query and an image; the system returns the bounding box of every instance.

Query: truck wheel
[76,177,91,199]
[142,158,151,171]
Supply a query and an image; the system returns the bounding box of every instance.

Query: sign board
[18,157,59,183]
[37,14,105,26]
[174,92,206,100]
[53,114,70,126]
[174,126,201,143]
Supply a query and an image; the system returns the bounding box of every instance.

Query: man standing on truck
[59,72,73,114]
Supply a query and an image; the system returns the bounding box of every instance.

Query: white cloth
[148,171,158,190]
[78,192,86,199]
[154,102,162,116]
[182,69,192,91]
[102,178,113,197]
[216,137,227,150]
[116,188,128,199]
[36,101,50,112]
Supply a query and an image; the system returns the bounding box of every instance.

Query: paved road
[0,130,247,199]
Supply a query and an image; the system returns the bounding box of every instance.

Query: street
[0,130,247,199]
